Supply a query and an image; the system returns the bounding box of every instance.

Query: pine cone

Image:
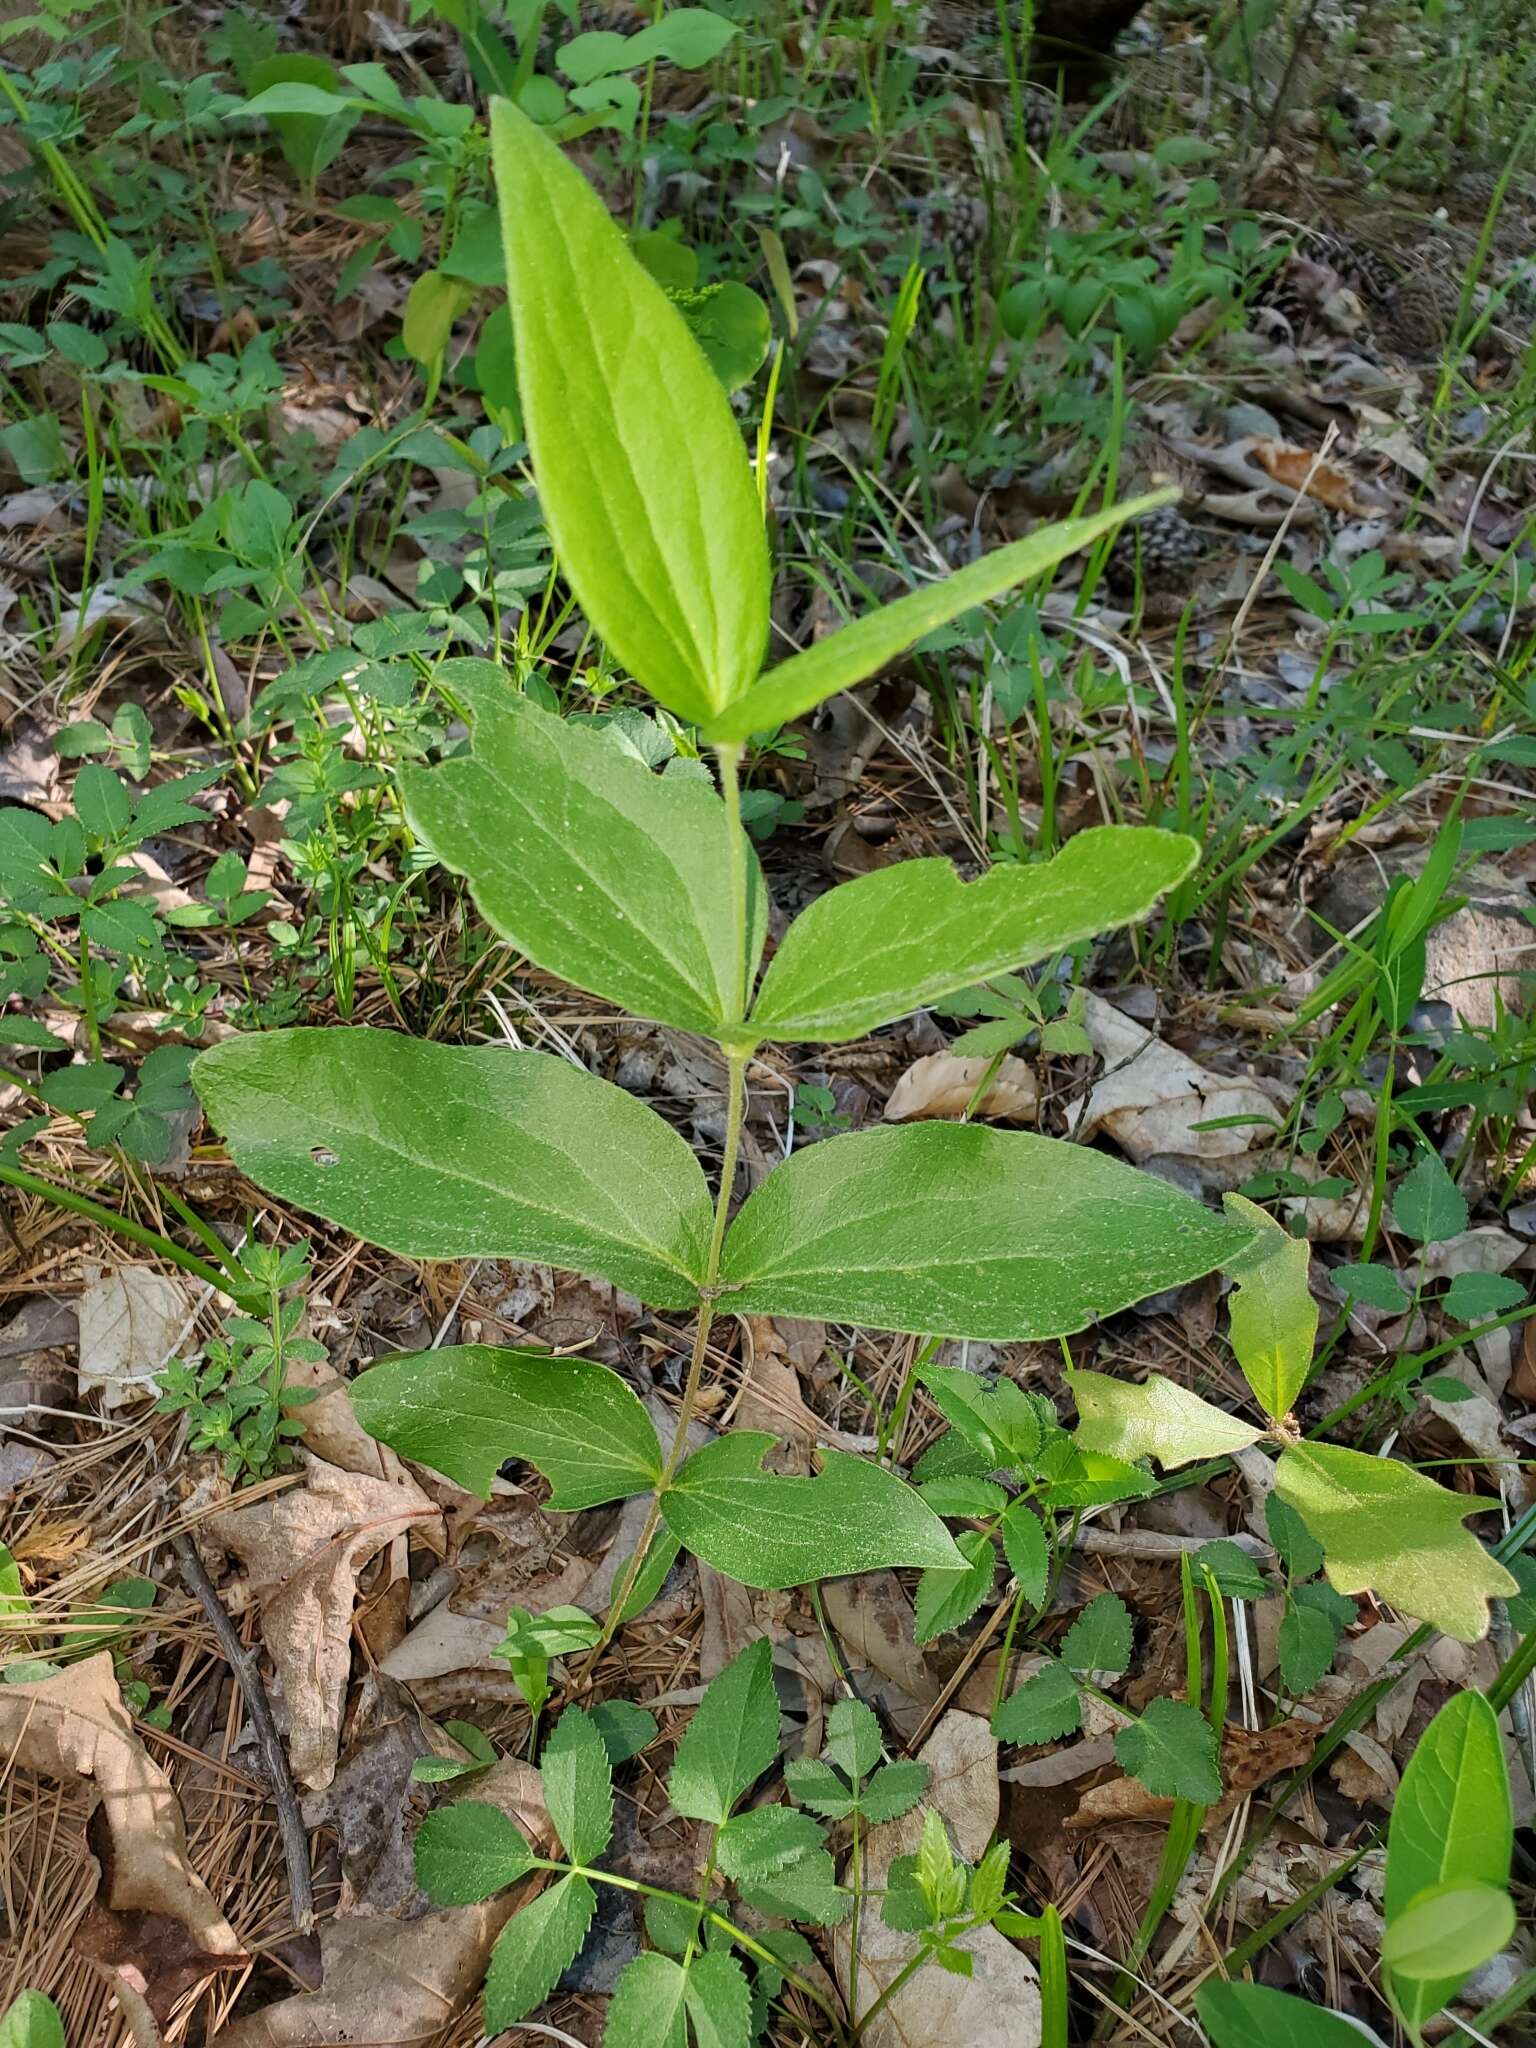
[916,184,990,269]
[1105,505,1204,596]
[1022,88,1060,152]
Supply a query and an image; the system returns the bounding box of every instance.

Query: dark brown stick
[171,1530,315,1934]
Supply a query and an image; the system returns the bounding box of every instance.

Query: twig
[171,1529,315,1934]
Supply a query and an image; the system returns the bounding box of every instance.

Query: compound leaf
[704,492,1174,743]
[1222,1194,1316,1421]
[485,1873,596,2031]
[661,1434,965,1588]
[748,827,1197,1042]
[667,1638,778,1825]
[1114,1697,1220,1803]
[413,1801,535,1906]
[541,1706,614,1865]
[1273,1441,1516,1643]
[194,1030,712,1309]
[860,1761,929,1823]
[491,99,768,724]
[404,688,764,1036]
[350,1346,663,1504]
[719,1124,1253,1339]
[1068,1368,1262,1469]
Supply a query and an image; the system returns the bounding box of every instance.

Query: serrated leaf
[1222,1195,1316,1421]
[1276,1600,1339,1695]
[861,1761,930,1823]
[1273,1441,1517,1643]
[605,1951,687,2048]
[783,1757,854,1819]
[1392,1152,1468,1245]
[485,1872,596,2030]
[490,99,768,725]
[0,1993,65,2048]
[661,1434,965,1588]
[738,1845,849,1925]
[412,1801,535,1905]
[825,1696,882,1780]
[1068,1368,1262,1469]
[541,1706,613,1864]
[1442,1270,1525,1322]
[918,1476,1009,1518]
[715,1804,826,1881]
[992,1660,1083,1745]
[913,1528,996,1643]
[919,1368,1008,1465]
[350,1346,662,1503]
[1382,1880,1514,1985]
[747,827,1197,1042]
[1332,1261,1410,1312]
[1115,1697,1220,1803]
[719,1123,1252,1339]
[1000,1501,1050,1605]
[403,689,764,1036]
[590,1698,657,1765]
[684,1949,753,2048]
[1038,1446,1157,1509]
[194,1031,712,1308]
[668,1638,779,1825]
[1385,1691,1513,2026]
[704,492,1176,743]
[1198,1982,1387,2048]
[1061,1593,1132,1677]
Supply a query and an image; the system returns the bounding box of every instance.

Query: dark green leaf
[1114,1698,1220,1803]
[992,1660,1083,1746]
[1061,1594,1131,1677]
[913,1529,996,1643]
[541,1706,613,1863]
[484,1873,597,2030]
[667,1638,778,1825]
[412,1801,535,1904]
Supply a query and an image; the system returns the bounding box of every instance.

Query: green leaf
[605,1952,687,2048]
[1195,1540,1268,1602]
[1197,1982,1387,2048]
[992,1660,1082,1745]
[748,827,1197,1042]
[1276,1602,1338,1694]
[402,689,765,1036]
[667,1638,779,1825]
[1068,1368,1262,1469]
[684,1950,753,2048]
[676,279,771,395]
[402,269,475,367]
[1385,1691,1513,2025]
[1265,1492,1324,1579]
[412,1801,535,1905]
[919,1476,1009,1518]
[1221,1195,1317,1421]
[1382,1880,1514,1985]
[1000,1501,1050,1604]
[0,1994,65,2048]
[704,492,1176,743]
[1114,1698,1220,1803]
[193,1030,712,1308]
[244,55,359,180]
[1392,1152,1468,1245]
[784,1758,854,1819]
[860,1760,930,1823]
[490,98,768,724]
[1442,1271,1525,1322]
[1273,1441,1517,1643]
[1332,1261,1411,1312]
[913,1529,996,1643]
[661,1434,965,1588]
[826,1697,882,1780]
[738,1845,849,1925]
[349,1346,663,1504]
[718,1123,1252,1340]
[715,1804,826,1882]
[1061,1593,1132,1677]
[74,762,132,841]
[541,1706,613,1864]
[484,1872,596,2030]
[590,1698,657,1765]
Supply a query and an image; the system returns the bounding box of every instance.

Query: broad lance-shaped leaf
[749,826,1197,1043]
[704,490,1173,744]
[1273,1440,1517,1643]
[193,1030,711,1308]
[403,687,765,1037]
[1222,1192,1317,1422]
[1198,1982,1387,2048]
[350,1346,663,1504]
[491,99,768,724]
[661,1434,965,1588]
[484,1872,596,2031]
[718,1123,1254,1340]
[1067,1368,1263,1469]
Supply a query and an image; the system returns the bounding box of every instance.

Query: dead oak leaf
[1252,436,1365,513]
[206,1454,440,1791]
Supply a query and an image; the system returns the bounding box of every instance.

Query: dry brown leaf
[833,1712,1041,2047]
[1067,1718,1315,1830]
[77,1264,189,1409]
[219,1758,548,2047]
[206,1454,440,1790]
[884,1052,1037,1124]
[0,1653,243,2006]
[1252,436,1364,511]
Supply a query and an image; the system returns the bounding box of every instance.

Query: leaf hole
[311,1146,340,1167]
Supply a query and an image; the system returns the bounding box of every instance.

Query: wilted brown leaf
[1252,436,1365,512]
[884,1052,1037,1125]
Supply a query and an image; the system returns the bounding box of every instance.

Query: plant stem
[0,1162,250,1301]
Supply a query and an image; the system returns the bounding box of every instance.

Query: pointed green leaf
[919,1476,1009,1518]
[667,1638,779,1824]
[403,689,764,1036]
[490,99,768,723]
[704,491,1176,743]
[992,1660,1083,1745]
[661,1434,965,1588]
[1273,1441,1517,1643]
[913,1528,996,1643]
[715,1805,826,1882]
[1277,1601,1339,1694]
[1265,1492,1323,1578]
[193,1031,712,1308]
[1222,1194,1317,1421]
[0,1995,65,2048]
[784,1758,854,1819]
[826,1697,882,1781]
[590,1699,658,1766]
[718,1124,1253,1339]
[1383,1880,1514,1985]
[1068,1368,1263,1469]
[605,1953,687,2048]
[484,1872,596,2031]
[860,1761,930,1823]
[1114,1697,1220,1803]
[684,1950,753,2048]
[1000,1501,1050,1605]
[748,827,1197,1042]
[1392,1151,1468,1245]
[541,1707,613,1864]
[738,1845,850,1925]
[1195,1540,1268,1602]
[413,1801,535,1905]
[350,1346,662,1503]
[1198,1982,1386,2048]
[1386,1691,1513,2027]
[1061,1593,1132,1677]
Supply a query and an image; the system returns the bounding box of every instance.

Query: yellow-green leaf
[1068,1368,1263,1469]
[1222,1193,1316,1421]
